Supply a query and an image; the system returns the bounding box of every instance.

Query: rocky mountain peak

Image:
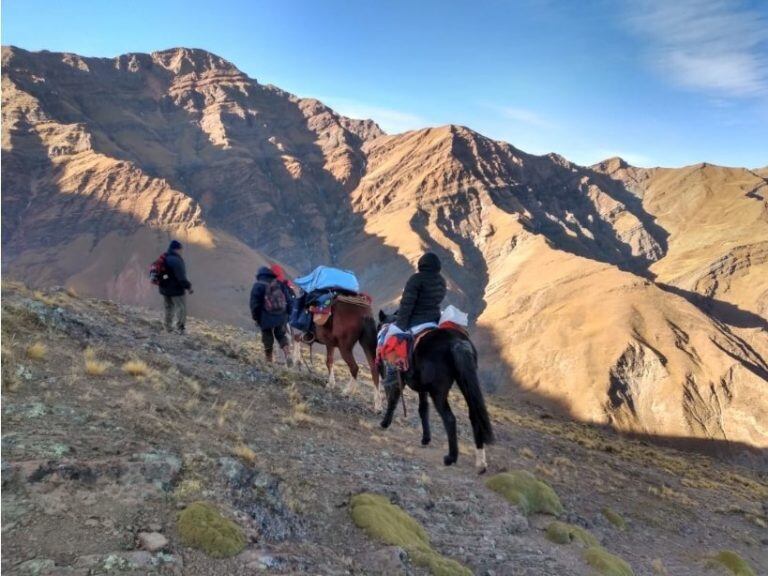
[150,47,243,78]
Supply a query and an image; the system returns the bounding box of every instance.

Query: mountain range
[2,46,766,449]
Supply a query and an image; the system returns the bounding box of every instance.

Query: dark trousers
[261,324,288,352]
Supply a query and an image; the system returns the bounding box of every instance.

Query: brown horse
[311,297,382,411]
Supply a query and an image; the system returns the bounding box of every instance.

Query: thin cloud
[485,104,557,129]
[498,106,556,128]
[627,0,768,97]
[319,97,427,134]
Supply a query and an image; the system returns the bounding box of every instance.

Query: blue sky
[3,0,767,168]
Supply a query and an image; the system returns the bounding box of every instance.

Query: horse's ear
[378,309,387,322]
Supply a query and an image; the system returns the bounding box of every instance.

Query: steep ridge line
[2,46,767,449]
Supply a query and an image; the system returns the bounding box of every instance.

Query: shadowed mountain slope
[2,46,766,448]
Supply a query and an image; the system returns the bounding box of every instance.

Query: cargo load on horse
[290,266,370,335]
[288,265,381,411]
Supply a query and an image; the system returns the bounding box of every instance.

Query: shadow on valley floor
[473,322,767,470]
[624,431,768,467]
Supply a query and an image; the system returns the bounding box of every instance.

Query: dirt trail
[2,285,766,575]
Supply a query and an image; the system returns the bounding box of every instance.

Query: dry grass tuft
[26,342,47,360]
[648,484,695,507]
[84,348,111,376]
[232,443,258,466]
[519,446,536,459]
[217,400,236,428]
[33,290,58,306]
[122,359,150,377]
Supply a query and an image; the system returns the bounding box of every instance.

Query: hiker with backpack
[150,240,193,334]
[250,266,293,365]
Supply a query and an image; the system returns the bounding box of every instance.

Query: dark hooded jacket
[395,253,447,330]
[250,266,292,330]
[159,250,191,297]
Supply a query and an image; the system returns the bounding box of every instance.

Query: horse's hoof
[421,436,431,446]
[380,419,391,429]
[443,454,457,466]
[476,466,488,475]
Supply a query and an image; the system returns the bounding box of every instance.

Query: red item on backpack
[264,279,288,312]
[149,254,168,285]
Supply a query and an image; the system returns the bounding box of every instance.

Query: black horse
[377,311,495,473]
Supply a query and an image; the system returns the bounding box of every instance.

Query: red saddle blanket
[377,322,468,371]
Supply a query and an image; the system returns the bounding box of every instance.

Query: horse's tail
[451,339,495,445]
[359,314,378,360]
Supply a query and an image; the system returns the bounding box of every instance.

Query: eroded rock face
[606,341,669,426]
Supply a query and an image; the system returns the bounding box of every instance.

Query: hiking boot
[265,349,274,363]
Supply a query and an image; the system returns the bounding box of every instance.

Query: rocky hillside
[2,285,767,575]
[2,46,767,449]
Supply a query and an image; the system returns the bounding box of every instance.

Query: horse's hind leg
[418,391,431,446]
[431,390,458,466]
[339,346,359,396]
[325,345,336,389]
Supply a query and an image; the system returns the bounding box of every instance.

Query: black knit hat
[418,252,441,272]
[168,240,183,251]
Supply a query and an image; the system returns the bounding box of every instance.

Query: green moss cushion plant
[486,471,564,515]
[710,550,756,576]
[350,493,471,576]
[546,521,599,547]
[177,501,246,558]
[583,546,635,576]
[602,507,627,530]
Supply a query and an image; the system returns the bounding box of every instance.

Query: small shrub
[602,507,627,530]
[709,550,755,576]
[350,493,471,576]
[122,359,149,377]
[546,521,598,547]
[583,546,635,576]
[486,471,564,516]
[26,342,47,360]
[177,501,246,558]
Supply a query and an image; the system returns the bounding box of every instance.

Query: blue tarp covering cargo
[294,266,360,294]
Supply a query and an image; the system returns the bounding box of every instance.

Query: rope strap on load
[334,293,372,308]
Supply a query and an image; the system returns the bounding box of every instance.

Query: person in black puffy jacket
[395,252,447,330]
[159,240,193,334]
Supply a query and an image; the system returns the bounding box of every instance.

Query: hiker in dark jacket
[382,252,448,389]
[395,252,447,330]
[250,266,293,365]
[159,240,193,334]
